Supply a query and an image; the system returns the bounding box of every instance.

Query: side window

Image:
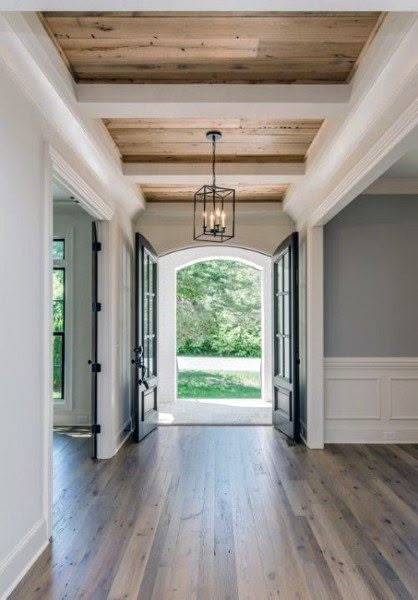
[53,239,65,399]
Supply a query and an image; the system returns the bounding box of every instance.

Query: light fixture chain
[212,134,216,188]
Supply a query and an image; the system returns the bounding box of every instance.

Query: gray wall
[324,194,418,357]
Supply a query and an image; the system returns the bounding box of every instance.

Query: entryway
[157,246,273,425]
[52,180,100,455]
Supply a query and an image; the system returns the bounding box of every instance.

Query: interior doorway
[157,246,273,425]
[52,180,98,454]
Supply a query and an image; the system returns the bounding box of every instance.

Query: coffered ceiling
[40,11,384,204]
[42,12,382,84]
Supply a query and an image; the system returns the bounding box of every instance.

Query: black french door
[90,222,101,459]
[272,232,300,441]
[132,233,159,442]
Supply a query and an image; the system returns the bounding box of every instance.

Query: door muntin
[134,234,159,442]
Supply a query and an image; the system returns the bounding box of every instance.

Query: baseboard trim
[325,427,418,444]
[299,420,307,446]
[114,417,132,455]
[0,518,48,600]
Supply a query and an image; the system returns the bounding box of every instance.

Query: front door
[272,232,300,441]
[132,233,159,442]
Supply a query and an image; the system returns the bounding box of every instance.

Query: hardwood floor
[11,428,418,599]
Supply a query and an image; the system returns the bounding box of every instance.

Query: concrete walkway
[159,398,271,425]
[177,355,261,372]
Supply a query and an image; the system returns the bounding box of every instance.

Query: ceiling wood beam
[123,162,304,184]
[77,83,351,119]
[140,183,288,203]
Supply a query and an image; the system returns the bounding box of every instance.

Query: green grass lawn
[177,370,261,399]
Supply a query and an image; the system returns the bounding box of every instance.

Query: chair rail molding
[324,357,418,443]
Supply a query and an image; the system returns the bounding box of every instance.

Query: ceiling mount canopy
[193,131,235,243]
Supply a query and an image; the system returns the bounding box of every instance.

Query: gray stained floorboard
[10,427,418,599]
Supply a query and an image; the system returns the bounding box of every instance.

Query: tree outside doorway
[176,259,262,399]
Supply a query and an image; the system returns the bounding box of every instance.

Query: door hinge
[91,424,101,435]
[92,301,102,312]
[92,241,102,252]
[90,362,101,373]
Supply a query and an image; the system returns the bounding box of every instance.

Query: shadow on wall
[136,202,295,256]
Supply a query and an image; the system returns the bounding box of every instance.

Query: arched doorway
[158,246,272,424]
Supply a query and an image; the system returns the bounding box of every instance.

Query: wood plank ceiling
[41,11,383,203]
[104,118,323,164]
[142,184,288,203]
[42,12,382,84]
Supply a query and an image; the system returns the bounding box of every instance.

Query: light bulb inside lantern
[221,210,226,228]
[209,210,215,230]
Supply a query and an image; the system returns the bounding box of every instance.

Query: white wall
[112,212,134,450]
[0,60,134,598]
[157,246,273,406]
[53,204,92,426]
[0,59,50,597]
[137,202,295,256]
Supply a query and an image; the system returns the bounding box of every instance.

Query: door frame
[303,226,325,449]
[42,144,114,539]
[157,245,273,407]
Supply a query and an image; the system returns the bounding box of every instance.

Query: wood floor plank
[11,428,418,600]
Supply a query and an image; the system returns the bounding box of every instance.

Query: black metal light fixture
[193,131,235,243]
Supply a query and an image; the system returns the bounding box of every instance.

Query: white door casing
[157,245,273,406]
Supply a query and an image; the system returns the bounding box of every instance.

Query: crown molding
[309,95,418,225]
[0,11,142,217]
[284,13,418,227]
[50,146,115,221]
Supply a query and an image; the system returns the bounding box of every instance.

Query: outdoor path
[159,398,271,425]
[177,355,261,372]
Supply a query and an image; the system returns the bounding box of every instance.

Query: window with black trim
[53,239,66,399]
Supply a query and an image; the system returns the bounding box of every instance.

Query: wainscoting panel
[324,358,418,443]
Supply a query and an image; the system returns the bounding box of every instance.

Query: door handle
[131,345,144,367]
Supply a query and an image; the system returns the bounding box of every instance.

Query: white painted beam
[285,13,418,227]
[0,12,142,215]
[3,1,417,10]
[123,162,305,185]
[77,84,350,120]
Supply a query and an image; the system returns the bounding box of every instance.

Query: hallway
[12,428,418,599]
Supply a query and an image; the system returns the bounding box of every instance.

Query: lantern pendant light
[193,131,236,243]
